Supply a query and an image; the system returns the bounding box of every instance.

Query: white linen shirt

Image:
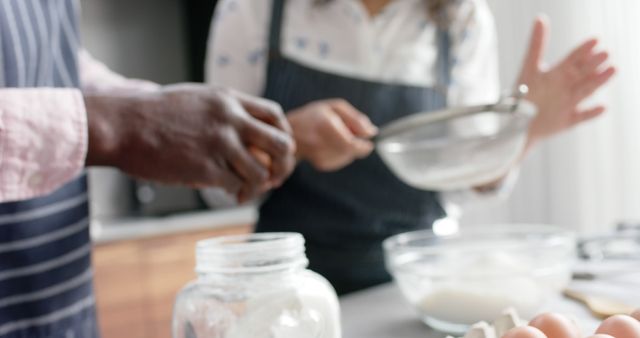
[204,0,515,208]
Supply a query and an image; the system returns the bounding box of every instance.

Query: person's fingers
[249,146,272,169]
[237,92,292,135]
[572,66,616,102]
[249,146,283,191]
[578,51,609,76]
[323,111,375,157]
[561,38,599,69]
[570,106,606,126]
[329,99,378,138]
[632,309,640,321]
[205,163,244,198]
[223,131,270,201]
[223,94,294,186]
[322,111,361,149]
[243,119,294,157]
[351,138,375,158]
[244,119,295,185]
[519,15,549,83]
[596,314,640,338]
[586,335,614,338]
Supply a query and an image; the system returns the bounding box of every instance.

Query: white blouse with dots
[206,0,500,105]
[203,0,517,208]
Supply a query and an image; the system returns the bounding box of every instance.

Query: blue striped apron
[0,1,98,337]
[256,0,451,294]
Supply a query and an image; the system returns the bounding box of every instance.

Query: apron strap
[268,0,286,58]
[435,28,452,100]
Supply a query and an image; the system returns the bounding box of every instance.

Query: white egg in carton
[447,308,526,338]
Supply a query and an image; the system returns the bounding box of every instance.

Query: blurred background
[82,0,640,234]
[468,0,640,235]
[80,1,640,337]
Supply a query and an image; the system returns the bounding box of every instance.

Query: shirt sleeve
[205,0,272,96]
[439,0,517,208]
[0,88,87,202]
[0,49,163,203]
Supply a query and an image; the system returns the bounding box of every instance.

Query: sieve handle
[375,84,531,143]
[507,84,529,113]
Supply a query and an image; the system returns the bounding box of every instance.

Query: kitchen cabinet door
[93,224,251,338]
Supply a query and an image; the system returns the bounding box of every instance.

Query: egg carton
[447,308,527,338]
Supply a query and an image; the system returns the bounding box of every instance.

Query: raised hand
[517,16,616,146]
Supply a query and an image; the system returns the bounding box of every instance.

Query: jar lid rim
[197,232,304,253]
[195,232,308,275]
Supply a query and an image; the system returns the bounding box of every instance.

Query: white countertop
[340,261,640,338]
[90,206,257,244]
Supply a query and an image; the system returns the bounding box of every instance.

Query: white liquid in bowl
[393,251,571,328]
[417,277,542,325]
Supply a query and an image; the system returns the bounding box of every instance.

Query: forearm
[84,91,163,169]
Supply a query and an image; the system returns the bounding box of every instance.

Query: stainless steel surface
[579,231,640,260]
[340,260,640,338]
[376,85,530,141]
[375,89,536,191]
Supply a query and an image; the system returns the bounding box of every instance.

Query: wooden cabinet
[93,225,251,338]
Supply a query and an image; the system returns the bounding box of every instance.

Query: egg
[249,147,272,169]
[502,326,548,338]
[596,314,640,338]
[529,313,581,338]
[632,310,640,321]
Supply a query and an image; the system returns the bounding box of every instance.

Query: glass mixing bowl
[376,99,536,191]
[383,225,576,334]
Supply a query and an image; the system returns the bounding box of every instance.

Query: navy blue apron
[0,1,98,337]
[256,0,451,294]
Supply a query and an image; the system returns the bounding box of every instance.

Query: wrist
[84,93,145,167]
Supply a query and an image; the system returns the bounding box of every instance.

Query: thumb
[518,15,549,83]
[329,100,378,138]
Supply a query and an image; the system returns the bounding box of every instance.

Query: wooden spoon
[564,289,637,319]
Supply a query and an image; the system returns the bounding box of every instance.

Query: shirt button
[28,173,44,188]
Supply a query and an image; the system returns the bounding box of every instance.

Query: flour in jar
[224,284,341,338]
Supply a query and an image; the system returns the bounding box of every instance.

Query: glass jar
[172,233,342,338]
